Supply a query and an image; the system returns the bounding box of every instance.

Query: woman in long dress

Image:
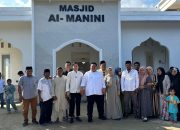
[105,67,123,120]
[146,66,160,118]
[156,67,170,120]
[168,67,180,121]
[139,66,153,122]
[114,67,124,115]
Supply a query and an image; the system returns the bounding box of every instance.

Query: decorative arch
[0,38,23,84]
[132,37,169,70]
[132,37,169,52]
[53,39,102,75]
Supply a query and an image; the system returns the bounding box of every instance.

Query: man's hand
[53,96,57,101]
[135,88,139,93]
[80,88,85,96]
[160,94,164,98]
[39,97,43,102]
[19,95,24,102]
[117,91,120,96]
[65,92,70,99]
[66,91,70,97]
[102,88,106,94]
[139,85,144,89]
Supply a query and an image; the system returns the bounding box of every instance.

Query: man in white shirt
[37,69,53,125]
[0,72,5,108]
[121,61,139,118]
[66,63,83,123]
[81,62,106,122]
[98,60,108,77]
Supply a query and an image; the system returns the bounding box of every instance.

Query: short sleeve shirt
[37,77,52,102]
[18,76,38,99]
[166,95,180,113]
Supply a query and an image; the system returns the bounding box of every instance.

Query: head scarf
[115,67,121,76]
[157,67,165,94]
[139,66,146,86]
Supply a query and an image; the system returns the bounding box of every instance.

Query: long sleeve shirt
[121,69,139,92]
[81,70,106,96]
[66,70,83,93]
[4,84,16,99]
[0,79,5,93]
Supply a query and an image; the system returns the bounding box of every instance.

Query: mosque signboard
[48,5,105,23]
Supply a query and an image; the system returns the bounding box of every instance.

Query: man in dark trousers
[121,61,139,118]
[81,62,106,122]
[66,63,83,123]
[63,61,72,121]
[38,69,53,125]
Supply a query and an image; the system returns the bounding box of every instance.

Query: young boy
[5,79,17,113]
[166,88,180,122]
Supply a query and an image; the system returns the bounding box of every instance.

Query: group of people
[122,61,180,122]
[135,63,180,122]
[0,60,180,127]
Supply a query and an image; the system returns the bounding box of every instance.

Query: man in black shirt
[63,61,72,121]
[63,61,72,76]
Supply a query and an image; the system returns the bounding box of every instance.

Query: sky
[0,0,160,8]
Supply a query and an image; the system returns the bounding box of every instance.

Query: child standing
[4,79,17,113]
[161,97,169,121]
[166,88,180,122]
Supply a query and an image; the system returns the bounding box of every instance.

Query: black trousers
[0,93,4,108]
[177,103,180,121]
[124,91,137,115]
[69,93,81,117]
[87,95,104,119]
[39,98,53,124]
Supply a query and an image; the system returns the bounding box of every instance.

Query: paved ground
[0,102,180,130]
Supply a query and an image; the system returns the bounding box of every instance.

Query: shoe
[48,121,53,124]
[7,111,11,114]
[54,120,59,124]
[69,118,74,123]
[99,116,106,120]
[63,116,69,122]
[88,118,92,123]
[23,122,28,127]
[123,113,128,118]
[142,117,148,122]
[114,118,121,120]
[76,117,82,122]
[14,108,18,112]
[32,120,38,124]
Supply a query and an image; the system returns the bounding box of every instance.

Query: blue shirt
[4,84,16,99]
[0,79,5,93]
[166,95,180,113]
[18,76,38,99]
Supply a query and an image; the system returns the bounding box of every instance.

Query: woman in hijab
[156,67,170,120]
[138,66,153,122]
[105,67,122,120]
[115,67,124,115]
[169,67,180,121]
[145,66,160,118]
